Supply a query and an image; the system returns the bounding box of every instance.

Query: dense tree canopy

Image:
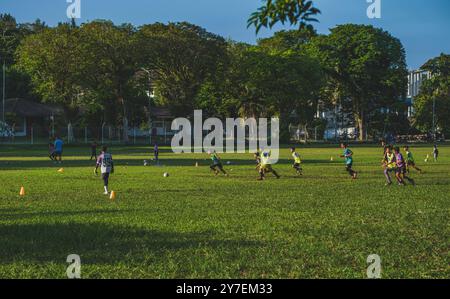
[136,22,228,117]
[3,12,431,142]
[413,54,450,135]
[306,24,408,140]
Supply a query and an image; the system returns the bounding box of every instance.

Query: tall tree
[136,22,228,117]
[0,14,20,65]
[200,42,323,141]
[413,53,450,135]
[248,0,321,34]
[306,24,408,140]
[77,21,139,142]
[16,23,82,122]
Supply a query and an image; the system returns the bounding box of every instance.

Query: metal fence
[0,124,174,145]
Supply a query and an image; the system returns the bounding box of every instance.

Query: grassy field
[0,144,448,279]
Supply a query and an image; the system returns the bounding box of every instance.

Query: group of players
[73,141,439,195]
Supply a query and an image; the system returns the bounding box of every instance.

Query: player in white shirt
[94,146,114,195]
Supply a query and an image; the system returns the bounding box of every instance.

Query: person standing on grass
[54,136,64,163]
[95,146,114,195]
[382,145,396,186]
[290,147,303,176]
[340,143,357,179]
[90,141,98,161]
[254,151,262,173]
[153,143,159,164]
[48,140,56,161]
[433,144,439,162]
[404,146,422,174]
[381,140,387,155]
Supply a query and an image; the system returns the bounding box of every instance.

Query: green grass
[0,144,448,279]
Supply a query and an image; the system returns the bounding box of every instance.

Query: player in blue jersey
[340,143,358,179]
[54,136,64,163]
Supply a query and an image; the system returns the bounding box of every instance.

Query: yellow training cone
[19,187,25,196]
[195,162,199,167]
[58,168,64,173]
[110,191,116,200]
[330,156,334,162]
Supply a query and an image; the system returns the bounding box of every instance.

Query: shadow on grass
[0,209,137,221]
[0,221,261,265]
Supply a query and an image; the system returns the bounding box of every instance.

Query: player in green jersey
[209,151,227,176]
[404,146,422,174]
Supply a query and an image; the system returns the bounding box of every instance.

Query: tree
[248,0,321,34]
[136,22,228,117]
[198,42,323,141]
[413,54,450,135]
[306,24,408,141]
[77,21,139,142]
[0,14,20,65]
[16,23,82,122]
[257,27,317,54]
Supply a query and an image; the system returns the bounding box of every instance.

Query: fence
[0,124,175,145]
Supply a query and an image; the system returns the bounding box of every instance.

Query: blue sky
[2,0,449,69]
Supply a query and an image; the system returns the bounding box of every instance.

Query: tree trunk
[356,108,365,141]
[119,96,129,144]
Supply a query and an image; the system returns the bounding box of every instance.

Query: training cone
[58,168,64,173]
[19,187,25,196]
[330,157,334,162]
[195,162,199,167]
[110,191,116,200]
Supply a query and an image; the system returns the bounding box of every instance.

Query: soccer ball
[163,172,170,177]
[144,160,148,166]
[227,161,231,165]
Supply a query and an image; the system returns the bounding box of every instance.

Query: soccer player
[90,141,98,161]
[290,147,303,176]
[54,136,64,163]
[254,151,262,173]
[95,146,114,195]
[340,143,357,179]
[209,151,227,176]
[394,146,415,186]
[381,140,387,155]
[404,146,422,174]
[433,144,439,162]
[154,143,159,164]
[258,151,281,181]
[48,141,56,161]
[382,145,396,186]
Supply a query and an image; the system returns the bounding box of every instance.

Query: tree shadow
[0,221,261,265]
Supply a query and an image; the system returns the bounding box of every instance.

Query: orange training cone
[110,191,116,200]
[19,187,25,196]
